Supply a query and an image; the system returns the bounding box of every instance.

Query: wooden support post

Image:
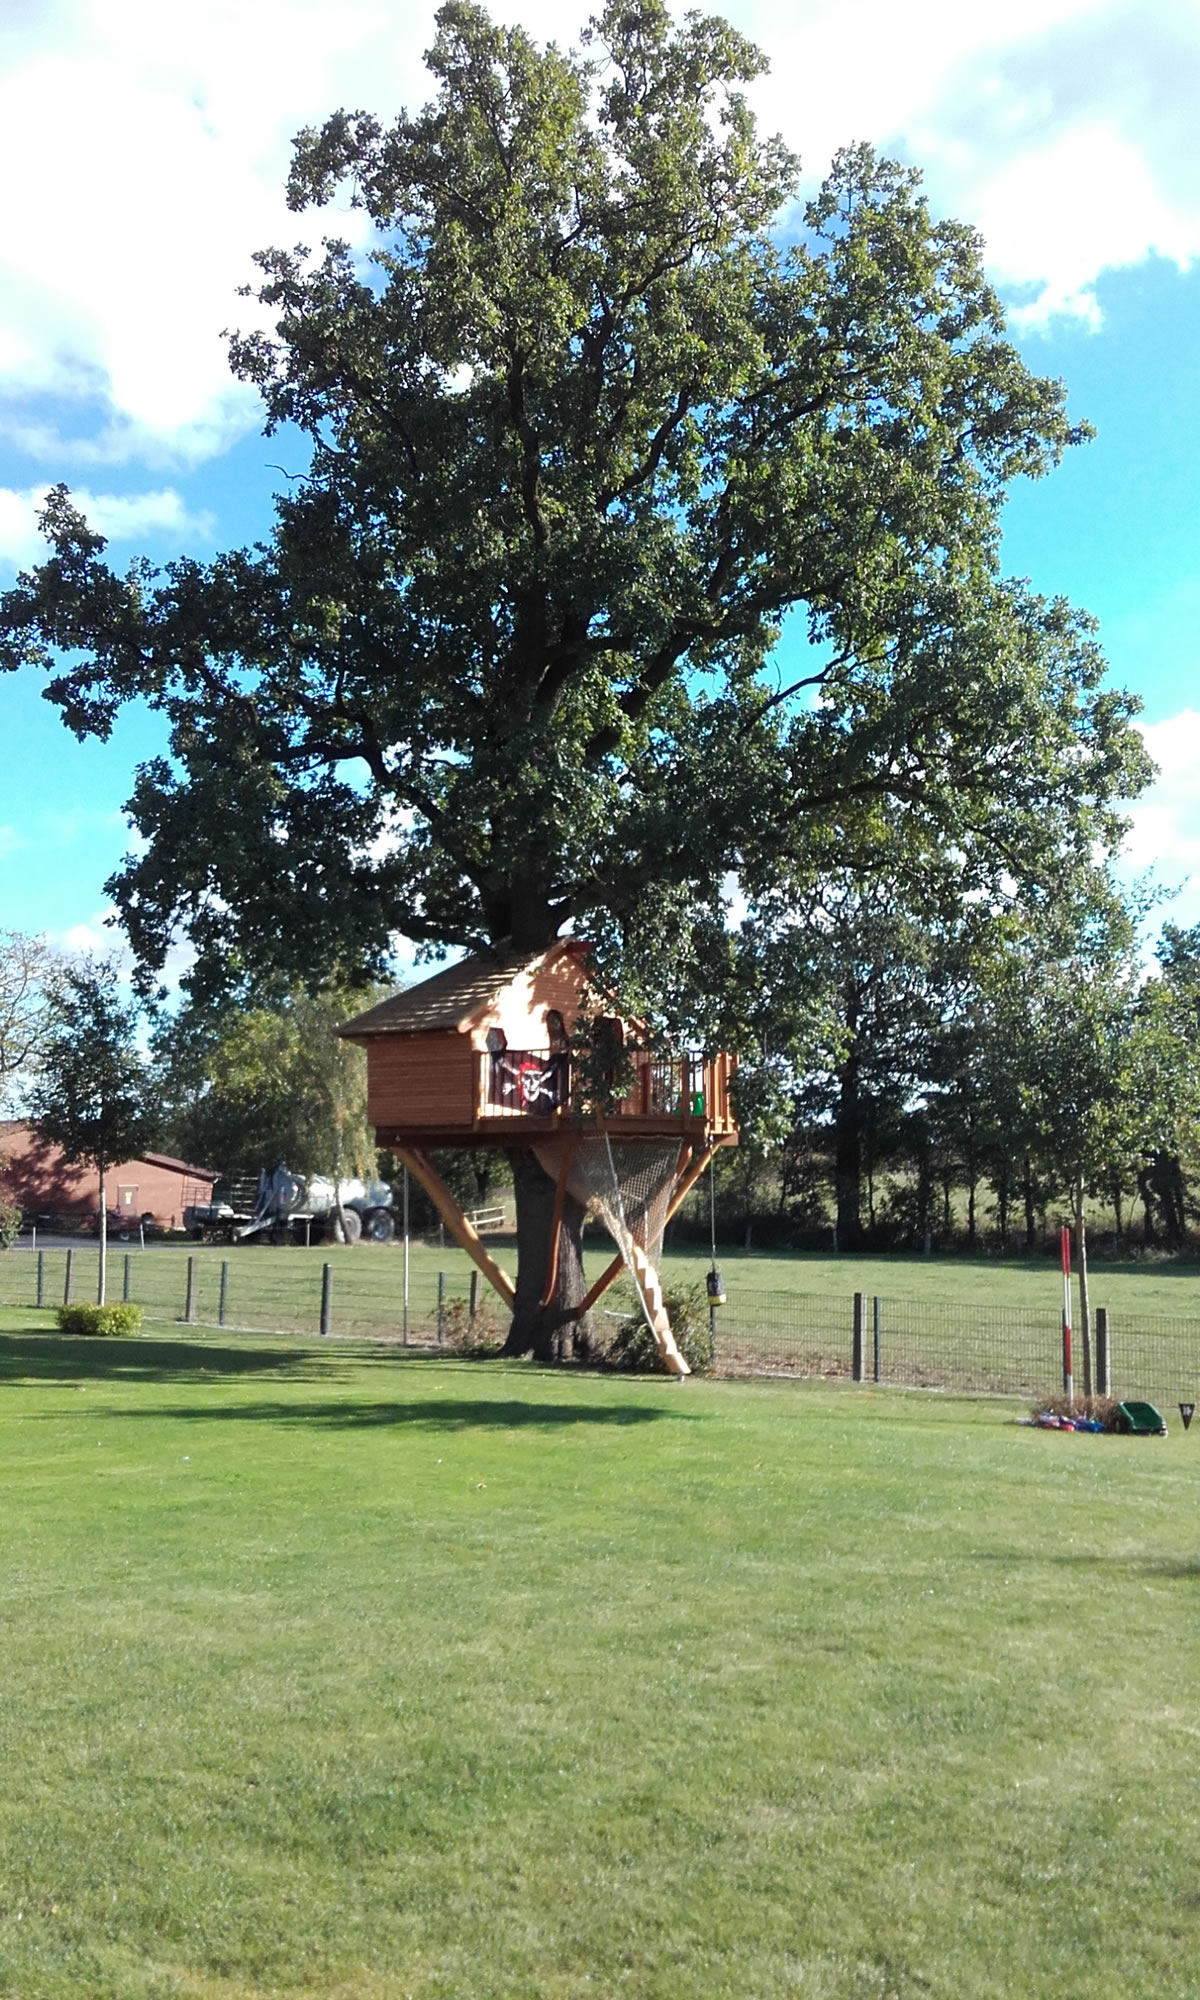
[184,1255,197,1325]
[320,1262,333,1338]
[64,1247,74,1307]
[219,1260,229,1328]
[123,1253,132,1303]
[469,1271,479,1323]
[573,1142,715,1320]
[394,1148,516,1309]
[852,1293,865,1382]
[437,1270,446,1346]
[1095,1307,1111,1400]
[36,1250,44,1309]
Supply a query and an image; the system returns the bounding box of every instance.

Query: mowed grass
[1,1309,1199,1998]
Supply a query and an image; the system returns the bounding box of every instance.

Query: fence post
[64,1247,74,1307]
[320,1261,333,1338]
[437,1270,446,1347]
[469,1270,479,1323]
[219,1260,229,1328]
[35,1249,44,1309]
[184,1255,197,1325]
[123,1253,132,1304]
[852,1292,864,1382]
[1095,1307,1111,1400]
[873,1296,882,1383]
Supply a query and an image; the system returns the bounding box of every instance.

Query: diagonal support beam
[394,1147,516,1309]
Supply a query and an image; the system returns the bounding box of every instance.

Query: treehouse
[338,941,738,1375]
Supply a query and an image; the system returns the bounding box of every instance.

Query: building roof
[0,1123,217,1180]
[140,1152,219,1179]
[338,943,581,1038]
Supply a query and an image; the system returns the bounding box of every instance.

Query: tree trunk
[1137,1166,1158,1246]
[1075,1170,1091,1398]
[917,1127,932,1251]
[501,1148,593,1363]
[834,1047,863,1253]
[995,1171,1010,1249]
[97,1162,108,1307]
[1023,1155,1036,1251]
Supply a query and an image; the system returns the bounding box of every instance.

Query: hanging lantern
[706,1266,726,1306]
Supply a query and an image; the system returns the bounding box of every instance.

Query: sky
[1,0,1198,974]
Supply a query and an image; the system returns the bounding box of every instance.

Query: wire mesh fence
[4,1242,1200,1411]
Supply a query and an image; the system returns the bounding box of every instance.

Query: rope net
[565,1136,682,1272]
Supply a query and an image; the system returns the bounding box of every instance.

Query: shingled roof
[337,944,578,1039]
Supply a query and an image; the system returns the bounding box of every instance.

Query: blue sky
[1,0,1198,970]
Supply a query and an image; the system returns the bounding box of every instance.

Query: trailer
[186,1167,396,1245]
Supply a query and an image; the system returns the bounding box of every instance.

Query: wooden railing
[476,1048,735,1130]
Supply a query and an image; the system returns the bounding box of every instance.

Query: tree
[153,984,381,1181]
[965,880,1196,1384]
[0,1,1150,1356]
[28,958,157,1303]
[0,929,54,1114]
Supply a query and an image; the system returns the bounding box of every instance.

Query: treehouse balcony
[476,1047,735,1136]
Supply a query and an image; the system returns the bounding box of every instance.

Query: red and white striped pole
[1060,1223,1074,1404]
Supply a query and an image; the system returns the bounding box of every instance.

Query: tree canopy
[0,0,1148,1032]
[151,983,381,1180]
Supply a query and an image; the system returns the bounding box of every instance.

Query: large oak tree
[0,1,1149,1353]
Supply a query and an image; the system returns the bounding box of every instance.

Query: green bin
[1118,1401,1167,1436]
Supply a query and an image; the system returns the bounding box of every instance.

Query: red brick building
[0,1121,218,1232]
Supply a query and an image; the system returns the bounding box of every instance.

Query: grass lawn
[1,1309,1198,1997]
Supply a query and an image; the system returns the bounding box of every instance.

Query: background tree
[0,1,1150,1356]
[0,929,54,1115]
[28,958,157,1303]
[153,984,381,1181]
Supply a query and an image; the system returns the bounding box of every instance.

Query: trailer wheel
[330,1208,363,1245]
[362,1208,395,1244]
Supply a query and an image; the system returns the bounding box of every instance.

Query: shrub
[440,1296,503,1357]
[55,1302,144,1338]
[604,1282,714,1374]
[0,1188,19,1250]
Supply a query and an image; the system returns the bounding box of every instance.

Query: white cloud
[0,0,1196,479]
[0,483,214,568]
[1121,711,1200,929]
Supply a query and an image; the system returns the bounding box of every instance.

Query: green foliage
[605,1281,714,1373]
[29,956,156,1174]
[0,928,54,1114]
[55,1301,143,1337]
[0,0,1147,1041]
[152,983,381,1177]
[0,1178,19,1249]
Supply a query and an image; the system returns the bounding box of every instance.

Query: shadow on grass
[972,1548,1200,1579]
[119,1395,692,1432]
[0,1332,327,1385]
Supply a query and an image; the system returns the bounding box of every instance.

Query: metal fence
[3,1244,1200,1411]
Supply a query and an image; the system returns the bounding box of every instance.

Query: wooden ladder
[626,1239,689,1376]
